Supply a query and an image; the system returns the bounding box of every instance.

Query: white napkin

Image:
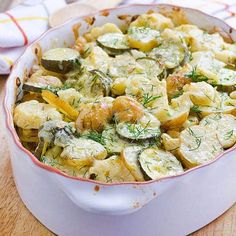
[0,0,66,74]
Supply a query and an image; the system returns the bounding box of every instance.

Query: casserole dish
[4,4,236,236]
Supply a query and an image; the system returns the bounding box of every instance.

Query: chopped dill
[141,93,162,108]
[187,127,202,151]
[185,66,208,82]
[190,105,202,114]
[83,131,104,145]
[224,130,234,140]
[127,121,151,139]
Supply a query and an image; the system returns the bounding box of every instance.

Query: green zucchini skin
[22,83,43,93]
[136,57,164,78]
[89,69,113,96]
[149,40,186,69]
[138,148,184,180]
[97,33,130,56]
[116,122,161,140]
[41,48,81,74]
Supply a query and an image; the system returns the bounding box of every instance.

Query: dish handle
[52,174,158,215]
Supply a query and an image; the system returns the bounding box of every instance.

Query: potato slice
[189,51,225,84]
[111,77,127,95]
[230,91,236,99]
[162,94,192,129]
[89,155,135,183]
[43,146,90,178]
[183,82,216,106]
[139,148,184,180]
[112,95,144,123]
[126,78,169,122]
[128,27,160,52]
[60,138,107,167]
[14,100,62,129]
[161,133,180,152]
[84,23,122,42]
[178,125,223,168]
[182,115,199,129]
[200,114,236,148]
[130,13,174,30]
[190,92,236,118]
[121,146,144,181]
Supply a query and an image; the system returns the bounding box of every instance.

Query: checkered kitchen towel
[1,0,236,74]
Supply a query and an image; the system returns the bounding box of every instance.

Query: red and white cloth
[124,0,236,27]
[1,0,236,74]
[0,0,66,74]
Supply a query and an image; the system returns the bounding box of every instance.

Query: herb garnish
[141,93,162,108]
[185,66,208,82]
[224,130,234,140]
[190,105,202,114]
[187,127,202,151]
[84,131,104,145]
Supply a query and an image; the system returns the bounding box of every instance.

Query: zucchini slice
[34,138,49,159]
[136,57,164,79]
[41,90,79,120]
[149,40,185,69]
[121,146,144,181]
[101,125,131,154]
[97,33,129,50]
[60,138,107,165]
[89,69,113,96]
[116,112,161,140]
[116,122,160,140]
[41,48,81,74]
[139,148,184,180]
[128,27,160,52]
[178,125,223,168]
[22,83,43,93]
[200,114,236,148]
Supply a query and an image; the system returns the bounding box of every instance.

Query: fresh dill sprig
[185,66,208,82]
[141,93,162,108]
[190,105,202,114]
[127,121,151,139]
[187,127,202,151]
[83,131,104,145]
[43,84,71,94]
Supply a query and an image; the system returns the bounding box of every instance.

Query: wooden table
[0,0,236,235]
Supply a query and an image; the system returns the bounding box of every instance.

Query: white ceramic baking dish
[4,4,236,236]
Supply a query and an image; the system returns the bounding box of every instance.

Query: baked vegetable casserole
[13,12,236,183]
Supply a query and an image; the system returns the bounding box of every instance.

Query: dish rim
[4,3,236,186]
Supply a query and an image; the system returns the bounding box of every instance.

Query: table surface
[0,0,236,235]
